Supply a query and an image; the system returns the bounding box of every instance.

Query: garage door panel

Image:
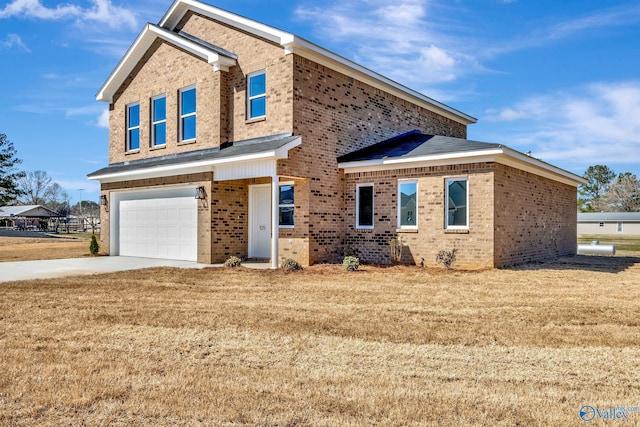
[118,194,197,261]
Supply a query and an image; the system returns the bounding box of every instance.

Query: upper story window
[151,95,166,147]
[446,178,469,229]
[279,184,294,228]
[247,71,266,120]
[398,180,417,229]
[126,103,140,152]
[180,86,196,142]
[356,184,374,229]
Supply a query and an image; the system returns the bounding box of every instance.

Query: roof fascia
[339,147,585,187]
[96,23,236,103]
[88,137,301,183]
[160,0,290,43]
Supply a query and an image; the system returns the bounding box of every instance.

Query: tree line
[0,133,96,217]
[579,165,640,212]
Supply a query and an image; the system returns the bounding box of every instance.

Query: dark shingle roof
[337,130,502,163]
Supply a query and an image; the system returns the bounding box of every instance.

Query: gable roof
[338,130,586,187]
[96,0,476,125]
[96,23,238,103]
[0,205,61,218]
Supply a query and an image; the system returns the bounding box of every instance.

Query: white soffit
[339,148,586,187]
[158,0,476,126]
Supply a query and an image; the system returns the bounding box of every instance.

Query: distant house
[88,0,585,269]
[577,212,640,236]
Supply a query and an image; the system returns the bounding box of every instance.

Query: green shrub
[281,258,302,272]
[342,256,360,272]
[436,248,458,269]
[223,256,242,268]
[89,234,99,255]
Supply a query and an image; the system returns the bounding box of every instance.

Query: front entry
[249,184,271,258]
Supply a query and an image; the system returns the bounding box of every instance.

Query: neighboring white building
[577,212,640,236]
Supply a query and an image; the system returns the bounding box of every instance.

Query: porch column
[271,175,279,269]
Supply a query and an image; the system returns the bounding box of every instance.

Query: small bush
[342,256,360,272]
[281,258,302,272]
[89,235,99,255]
[223,256,242,268]
[436,248,458,269]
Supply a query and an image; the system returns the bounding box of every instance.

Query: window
[617,222,623,233]
[279,184,294,228]
[398,181,417,228]
[446,178,469,229]
[599,222,605,227]
[126,103,140,151]
[247,71,266,119]
[180,86,196,142]
[356,184,374,229]
[151,95,166,147]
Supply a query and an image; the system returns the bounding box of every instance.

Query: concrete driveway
[0,256,211,282]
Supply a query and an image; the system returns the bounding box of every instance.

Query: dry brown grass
[1,256,640,425]
[0,236,91,262]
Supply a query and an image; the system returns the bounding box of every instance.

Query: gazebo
[0,205,62,230]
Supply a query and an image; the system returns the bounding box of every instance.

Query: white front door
[249,184,272,258]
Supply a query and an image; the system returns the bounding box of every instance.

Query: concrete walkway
[0,257,271,283]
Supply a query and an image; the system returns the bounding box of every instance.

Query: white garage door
[118,192,197,261]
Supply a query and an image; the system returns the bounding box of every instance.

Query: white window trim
[445,177,469,230]
[397,179,418,229]
[279,181,294,229]
[356,183,374,229]
[126,102,140,152]
[179,85,196,143]
[247,70,266,120]
[151,94,166,147]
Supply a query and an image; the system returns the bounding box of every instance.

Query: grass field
[0,235,93,262]
[2,254,640,425]
[578,235,640,253]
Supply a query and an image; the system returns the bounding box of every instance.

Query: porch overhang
[88,133,301,184]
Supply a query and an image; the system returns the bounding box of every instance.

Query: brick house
[88,0,585,269]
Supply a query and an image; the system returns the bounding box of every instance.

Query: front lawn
[1,257,639,425]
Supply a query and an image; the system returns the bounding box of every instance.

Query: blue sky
[1,0,639,203]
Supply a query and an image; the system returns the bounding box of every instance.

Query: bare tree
[602,173,640,212]
[19,170,52,206]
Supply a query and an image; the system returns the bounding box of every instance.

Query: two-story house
[89,0,585,269]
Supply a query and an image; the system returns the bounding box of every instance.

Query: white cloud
[0,0,137,30]
[295,0,483,91]
[0,33,30,51]
[481,81,640,168]
[97,109,109,129]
